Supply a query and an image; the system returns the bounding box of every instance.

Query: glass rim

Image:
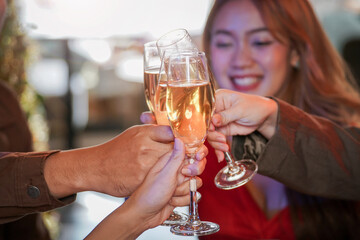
[156,28,190,49]
[167,50,206,58]
[166,51,209,83]
[144,40,158,49]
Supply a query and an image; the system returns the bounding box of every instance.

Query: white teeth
[233,77,257,86]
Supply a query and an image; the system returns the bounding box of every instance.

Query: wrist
[117,200,151,239]
[258,97,278,139]
[44,148,91,198]
[85,199,149,240]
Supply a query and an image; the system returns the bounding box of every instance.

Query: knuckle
[220,113,227,125]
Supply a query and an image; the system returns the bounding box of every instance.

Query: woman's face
[210,0,292,96]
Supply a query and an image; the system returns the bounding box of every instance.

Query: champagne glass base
[161,211,188,226]
[215,159,258,190]
[170,221,220,236]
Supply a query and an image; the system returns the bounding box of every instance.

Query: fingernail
[197,152,205,160]
[168,127,174,137]
[213,114,221,125]
[196,192,202,201]
[182,168,191,175]
[174,138,181,150]
[215,152,222,163]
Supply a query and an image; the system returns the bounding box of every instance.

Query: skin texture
[85,139,197,240]
[207,89,278,162]
[209,0,294,97]
[44,124,206,199]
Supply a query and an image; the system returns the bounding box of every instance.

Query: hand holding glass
[208,84,258,190]
[143,41,188,224]
[165,51,219,236]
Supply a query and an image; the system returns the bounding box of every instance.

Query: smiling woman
[199,0,360,240]
[207,0,293,96]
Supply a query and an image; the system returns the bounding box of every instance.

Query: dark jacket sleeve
[0,151,76,224]
[0,81,76,224]
[233,98,360,200]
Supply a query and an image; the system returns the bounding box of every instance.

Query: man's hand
[44,124,207,198]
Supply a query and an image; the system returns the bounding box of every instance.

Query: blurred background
[2,0,359,239]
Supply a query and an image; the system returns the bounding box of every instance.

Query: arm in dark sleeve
[254,99,360,200]
[0,151,76,223]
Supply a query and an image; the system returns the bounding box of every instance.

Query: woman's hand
[85,138,204,240]
[139,111,207,176]
[207,89,278,162]
[125,138,197,227]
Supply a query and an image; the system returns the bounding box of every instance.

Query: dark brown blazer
[233,98,360,200]
[0,81,74,239]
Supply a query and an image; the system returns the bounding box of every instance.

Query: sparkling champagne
[166,80,214,153]
[154,82,169,125]
[143,67,159,113]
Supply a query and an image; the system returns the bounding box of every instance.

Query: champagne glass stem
[224,151,240,174]
[171,152,219,236]
[189,177,201,226]
[187,153,201,225]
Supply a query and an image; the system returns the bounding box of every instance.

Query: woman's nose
[231,45,253,69]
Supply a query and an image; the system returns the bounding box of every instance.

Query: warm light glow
[115,51,143,83]
[27,59,68,96]
[19,0,213,39]
[69,39,112,64]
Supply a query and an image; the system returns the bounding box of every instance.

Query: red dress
[198,141,295,240]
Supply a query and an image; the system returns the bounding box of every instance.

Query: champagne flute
[143,41,160,115]
[146,28,197,125]
[156,28,204,204]
[154,29,200,226]
[143,41,188,225]
[207,73,258,190]
[166,51,219,236]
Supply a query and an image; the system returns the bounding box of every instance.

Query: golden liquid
[166,81,214,153]
[143,67,160,113]
[144,68,169,125]
[154,82,169,125]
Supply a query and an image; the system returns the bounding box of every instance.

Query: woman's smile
[230,74,262,91]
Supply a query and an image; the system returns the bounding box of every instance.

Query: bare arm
[1,125,207,223]
[85,139,199,240]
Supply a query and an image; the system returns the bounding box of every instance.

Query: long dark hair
[203,0,360,239]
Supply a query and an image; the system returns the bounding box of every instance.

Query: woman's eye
[252,41,273,47]
[215,42,233,48]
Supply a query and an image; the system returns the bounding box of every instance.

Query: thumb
[212,107,241,127]
[140,111,156,124]
[162,138,185,175]
[149,125,174,143]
